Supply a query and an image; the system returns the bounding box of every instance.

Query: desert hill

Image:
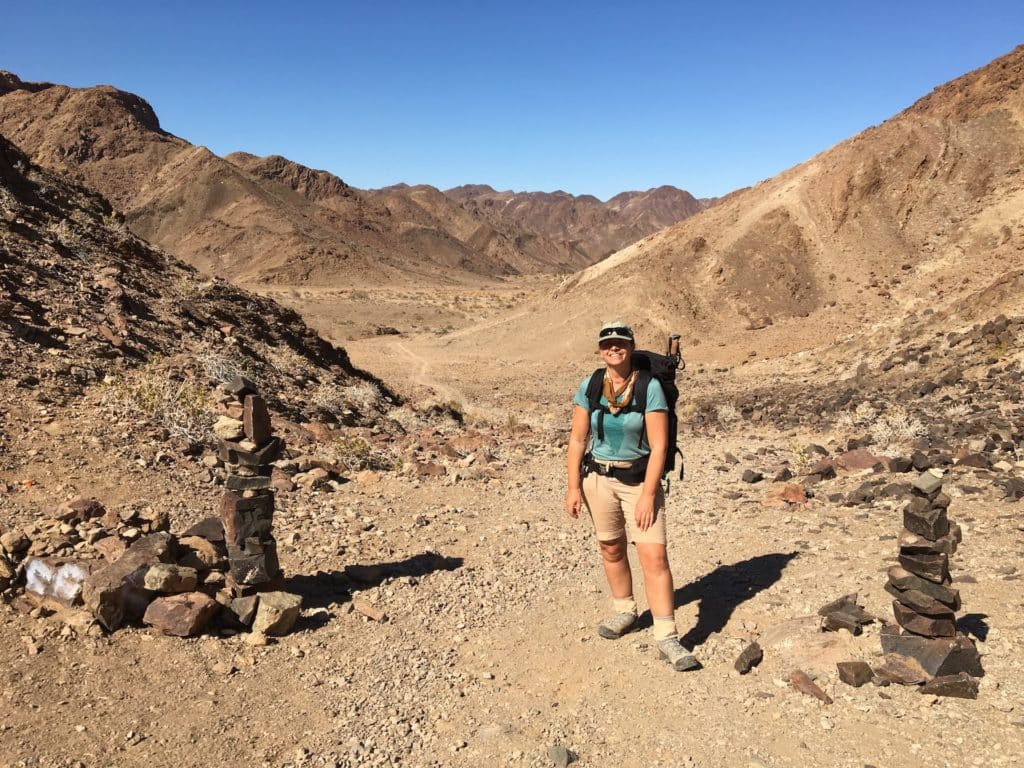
[458,46,1024,368]
[0,73,706,287]
[443,184,713,264]
[0,129,395,427]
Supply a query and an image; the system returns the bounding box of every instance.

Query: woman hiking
[565,321,698,671]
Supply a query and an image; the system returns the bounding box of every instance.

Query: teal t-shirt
[573,374,668,461]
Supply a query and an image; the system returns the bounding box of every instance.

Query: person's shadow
[637,552,798,649]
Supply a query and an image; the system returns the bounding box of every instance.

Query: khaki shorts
[581,472,667,545]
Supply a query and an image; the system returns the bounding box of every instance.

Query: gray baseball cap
[598,321,635,343]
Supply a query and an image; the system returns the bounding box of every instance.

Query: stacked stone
[881,470,984,696]
[214,376,284,595]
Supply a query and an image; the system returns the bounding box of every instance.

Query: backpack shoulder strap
[633,369,652,413]
[585,369,607,442]
[585,369,604,411]
[634,369,652,448]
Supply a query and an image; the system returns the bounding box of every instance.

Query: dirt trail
[3,431,1022,768]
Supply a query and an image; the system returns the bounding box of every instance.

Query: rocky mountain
[443,184,712,264]
[0,73,706,287]
[0,129,393,426]
[470,45,1024,365]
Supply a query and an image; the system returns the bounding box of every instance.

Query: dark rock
[893,602,956,637]
[898,526,960,556]
[885,457,913,473]
[81,533,174,631]
[229,595,259,626]
[220,492,274,545]
[773,466,794,482]
[225,474,275,491]
[243,394,272,445]
[898,552,950,584]
[182,517,225,542]
[218,436,283,467]
[836,661,873,687]
[891,588,956,619]
[955,453,991,469]
[886,566,958,602]
[920,672,979,699]
[910,452,932,471]
[903,498,950,540]
[806,458,836,479]
[741,469,763,483]
[734,642,763,674]
[880,634,984,677]
[227,376,259,399]
[226,539,280,586]
[845,483,875,505]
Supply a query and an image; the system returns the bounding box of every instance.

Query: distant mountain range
[0,71,711,286]
[463,45,1024,364]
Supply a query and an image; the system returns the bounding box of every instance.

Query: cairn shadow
[285,551,464,610]
[958,612,989,641]
[637,552,798,649]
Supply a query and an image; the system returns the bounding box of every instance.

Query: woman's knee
[599,537,628,563]
[636,543,670,572]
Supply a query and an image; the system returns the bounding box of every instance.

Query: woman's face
[599,338,634,366]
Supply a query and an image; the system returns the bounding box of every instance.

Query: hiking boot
[597,611,637,639]
[657,637,700,671]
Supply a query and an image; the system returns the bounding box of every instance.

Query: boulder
[143,592,219,637]
[920,672,979,699]
[251,591,302,635]
[872,654,930,685]
[142,564,199,593]
[836,661,873,687]
[734,642,763,674]
[892,602,956,637]
[81,533,174,631]
[880,634,984,677]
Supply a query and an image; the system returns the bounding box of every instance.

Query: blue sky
[3,1,1022,199]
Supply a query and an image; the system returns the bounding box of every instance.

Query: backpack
[584,336,685,481]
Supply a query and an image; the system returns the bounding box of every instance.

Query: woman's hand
[566,487,583,519]
[634,493,657,531]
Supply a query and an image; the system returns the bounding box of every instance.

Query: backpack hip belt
[582,453,649,485]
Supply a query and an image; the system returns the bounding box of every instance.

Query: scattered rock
[789,670,832,704]
[734,642,763,674]
[251,591,302,635]
[143,592,219,637]
[836,661,873,687]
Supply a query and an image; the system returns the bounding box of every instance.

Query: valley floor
[2,430,1022,768]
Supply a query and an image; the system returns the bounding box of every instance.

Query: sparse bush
[329,434,394,473]
[869,407,926,448]
[100,359,213,444]
[199,351,253,385]
[313,380,383,420]
[715,404,742,425]
[945,403,972,419]
[836,401,879,431]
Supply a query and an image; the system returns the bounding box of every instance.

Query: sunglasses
[599,338,631,350]
[598,327,633,340]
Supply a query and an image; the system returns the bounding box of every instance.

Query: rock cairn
[11,377,302,639]
[213,376,284,595]
[879,470,984,697]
